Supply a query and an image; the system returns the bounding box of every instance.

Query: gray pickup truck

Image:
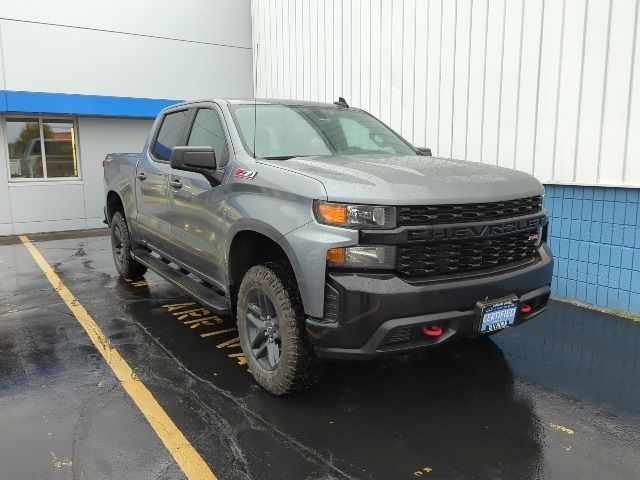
[103,98,553,395]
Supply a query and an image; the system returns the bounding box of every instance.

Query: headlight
[326,246,396,269]
[314,201,396,229]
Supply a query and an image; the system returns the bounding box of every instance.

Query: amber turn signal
[316,203,348,225]
[326,247,346,264]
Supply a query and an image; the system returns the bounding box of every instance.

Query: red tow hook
[520,303,532,314]
[422,325,443,337]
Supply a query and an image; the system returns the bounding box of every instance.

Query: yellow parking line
[19,236,217,480]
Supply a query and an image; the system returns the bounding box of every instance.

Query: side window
[152,110,189,161]
[187,109,228,166]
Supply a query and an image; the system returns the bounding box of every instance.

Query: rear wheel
[110,211,147,279]
[237,263,322,395]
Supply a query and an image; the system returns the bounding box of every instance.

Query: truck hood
[264,155,544,204]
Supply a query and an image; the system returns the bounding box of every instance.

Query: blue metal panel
[545,185,640,314]
[0,90,182,118]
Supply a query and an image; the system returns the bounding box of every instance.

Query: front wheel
[110,211,147,279]
[237,263,322,395]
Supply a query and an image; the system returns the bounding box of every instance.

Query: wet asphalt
[0,232,639,480]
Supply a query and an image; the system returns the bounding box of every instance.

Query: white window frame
[4,115,82,183]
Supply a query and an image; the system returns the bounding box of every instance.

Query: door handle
[169,179,183,189]
[136,172,147,181]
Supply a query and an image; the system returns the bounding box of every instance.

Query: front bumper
[307,243,553,360]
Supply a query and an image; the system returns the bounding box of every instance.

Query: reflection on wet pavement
[0,234,639,479]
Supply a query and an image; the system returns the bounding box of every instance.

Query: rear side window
[152,110,189,161]
[187,108,229,166]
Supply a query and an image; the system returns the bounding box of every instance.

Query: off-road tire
[110,211,147,279]
[237,263,322,395]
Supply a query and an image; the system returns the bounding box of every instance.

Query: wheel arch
[106,190,125,224]
[226,222,307,315]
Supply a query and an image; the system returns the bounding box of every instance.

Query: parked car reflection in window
[6,117,78,180]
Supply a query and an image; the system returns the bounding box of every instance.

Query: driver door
[135,109,190,252]
[167,105,231,288]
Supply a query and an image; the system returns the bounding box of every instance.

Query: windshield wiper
[261,155,305,160]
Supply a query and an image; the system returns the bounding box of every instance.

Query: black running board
[131,249,230,315]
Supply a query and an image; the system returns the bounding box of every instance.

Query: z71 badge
[234,168,257,180]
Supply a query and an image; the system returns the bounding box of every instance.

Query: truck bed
[104,153,140,187]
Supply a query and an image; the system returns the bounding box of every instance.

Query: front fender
[225,218,358,318]
[224,158,340,316]
[278,222,358,318]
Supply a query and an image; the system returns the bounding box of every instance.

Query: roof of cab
[226,98,342,107]
[165,98,345,110]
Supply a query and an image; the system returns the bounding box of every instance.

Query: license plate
[478,299,518,333]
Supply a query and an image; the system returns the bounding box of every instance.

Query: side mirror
[417,147,432,156]
[170,146,216,174]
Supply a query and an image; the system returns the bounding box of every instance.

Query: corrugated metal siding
[252,0,640,187]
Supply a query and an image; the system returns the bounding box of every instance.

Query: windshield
[231,104,416,158]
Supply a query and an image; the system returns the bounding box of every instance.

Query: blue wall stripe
[0,90,182,118]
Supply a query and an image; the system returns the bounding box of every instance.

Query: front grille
[397,229,539,279]
[397,196,543,226]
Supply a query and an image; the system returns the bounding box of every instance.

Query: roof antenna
[333,97,349,108]
[253,43,259,159]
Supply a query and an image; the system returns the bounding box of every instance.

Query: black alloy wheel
[244,289,282,371]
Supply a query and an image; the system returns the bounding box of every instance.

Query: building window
[6,117,79,180]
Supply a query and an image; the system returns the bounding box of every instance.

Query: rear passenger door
[167,105,231,287]
[135,109,190,252]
